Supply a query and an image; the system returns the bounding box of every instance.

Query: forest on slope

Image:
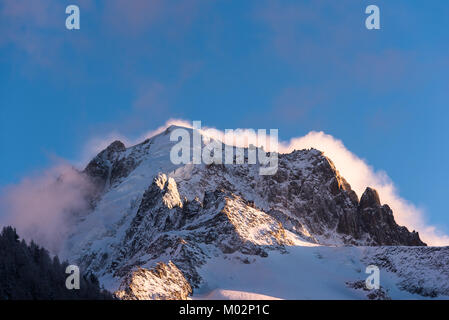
[0,226,113,300]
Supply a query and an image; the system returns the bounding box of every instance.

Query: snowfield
[193,289,281,300]
[192,246,449,300]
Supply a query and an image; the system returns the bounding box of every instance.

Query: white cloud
[2,121,447,251]
[163,123,449,246]
[280,131,449,246]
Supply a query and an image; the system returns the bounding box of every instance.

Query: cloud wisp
[1,120,447,250]
[281,131,449,246]
[81,120,449,246]
[0,163,95,254]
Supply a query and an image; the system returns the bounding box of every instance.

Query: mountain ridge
[60,125,437,300]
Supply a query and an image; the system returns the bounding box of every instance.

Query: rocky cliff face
[362,246,449,297]
[62,125,430,300]
[115,262,192,300]
[337,187,424,246]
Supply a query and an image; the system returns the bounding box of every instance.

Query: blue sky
[1,0,449,235]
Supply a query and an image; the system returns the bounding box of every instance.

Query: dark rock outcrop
[359,187,381,209]
[116,174,293,289]
[83,139,148,195]
[357,188,425,246]
[346,280,391,300]
[83,140,126,192]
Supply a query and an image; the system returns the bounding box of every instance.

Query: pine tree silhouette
[0,226,114,300]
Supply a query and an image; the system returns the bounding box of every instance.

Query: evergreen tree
[0,226,114,300]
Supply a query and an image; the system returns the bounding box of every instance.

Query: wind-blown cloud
[1,120,447,251]
[86,121,449,245]
[0,163,95,254]
[80,118,192,166]
[0,0,63,66]
[164,121,449,246]
[280,131,449,246]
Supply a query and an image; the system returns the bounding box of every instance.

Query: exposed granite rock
[359,187,381,209]
[115,174,295,291]
[357,188,425,246]
[346,280,391,300]
[83,139,148,195]
[83,140,126,192]
[174,149,424,247]
[115,261,192,300]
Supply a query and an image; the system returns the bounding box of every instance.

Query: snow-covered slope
[192,246,449,300]
[61,125,448,300]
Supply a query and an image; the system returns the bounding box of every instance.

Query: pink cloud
[102,0,203,36]
[254,0,421,93]
[133,82,167,110]
[1,0,59,28]
[103,0,164,35]
[0,0,95,71]
[272,86,330,123]
[0,163,95,254]
[0,0,62,65]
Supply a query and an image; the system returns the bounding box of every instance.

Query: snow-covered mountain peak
[59,125,443,300]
